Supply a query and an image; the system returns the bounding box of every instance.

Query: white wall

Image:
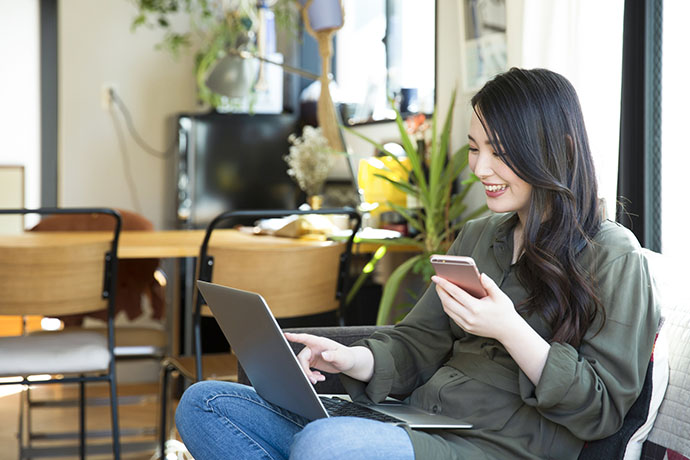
[0,0,40,213]
[58,0,198,229]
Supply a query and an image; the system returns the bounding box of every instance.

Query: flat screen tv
[176,111,302,228]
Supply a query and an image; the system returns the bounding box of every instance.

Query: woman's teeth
[485,184,507,192]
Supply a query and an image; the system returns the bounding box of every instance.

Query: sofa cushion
[622,322,670,459]
[640,251,690,458]
[640,441,690,460]
[577,317,669,460]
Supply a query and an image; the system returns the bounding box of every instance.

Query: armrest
[237,325,391,394]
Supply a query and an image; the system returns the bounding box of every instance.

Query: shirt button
[432,405,439,414]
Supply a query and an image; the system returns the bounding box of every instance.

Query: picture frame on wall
[460,0,508,92]
[0,165,25,234]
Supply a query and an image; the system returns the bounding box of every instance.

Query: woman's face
[468,111,532,219]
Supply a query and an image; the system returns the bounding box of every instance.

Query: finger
[480,273,499,298]
[440,300,468,331]
[431,275,477,305]
[311,370,326,382]
[434,279,474,313]
[296,347,318,383]
[285,332,321,347]
[435,285,463,321]
[435,285,471,331]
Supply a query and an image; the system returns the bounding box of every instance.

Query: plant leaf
[461,172,481,186]
[376,254,426,325]
[391,101,428,197]
[440,144,470,186]
[344,247,387,306]
[388,202,425,234]
[372,173,417,196]
[429,89,457,199]
[131,14,147,31]
[447,200,467,222]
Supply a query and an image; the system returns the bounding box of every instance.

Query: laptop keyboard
[319,396,405,424]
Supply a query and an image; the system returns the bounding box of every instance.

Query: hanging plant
[130,0,298,107]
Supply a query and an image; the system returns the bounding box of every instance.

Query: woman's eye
[468,147,478,154]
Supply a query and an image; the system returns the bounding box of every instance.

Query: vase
[307,194,323,210]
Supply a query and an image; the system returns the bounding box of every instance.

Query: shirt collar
[491,212,519,270]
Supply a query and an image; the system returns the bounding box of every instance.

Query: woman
[175,68,660,460]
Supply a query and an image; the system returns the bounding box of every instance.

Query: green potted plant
[345,90,488,324]
[130,0,297,108]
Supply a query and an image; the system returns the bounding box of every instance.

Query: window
[335,0,436,124]
[661,1,690,261]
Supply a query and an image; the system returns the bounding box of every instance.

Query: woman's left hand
[432,273,522,342]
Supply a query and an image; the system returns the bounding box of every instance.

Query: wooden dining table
[3,228,390,257]
[2,228,419,353]
[4,228,417,258]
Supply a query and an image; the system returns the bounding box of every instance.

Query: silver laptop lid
[197,280,329,421]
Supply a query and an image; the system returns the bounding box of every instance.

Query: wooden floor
[0,382,185,460]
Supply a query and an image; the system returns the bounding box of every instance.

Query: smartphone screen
[430,255,487,298]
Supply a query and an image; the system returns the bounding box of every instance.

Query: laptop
[197,280,472,429]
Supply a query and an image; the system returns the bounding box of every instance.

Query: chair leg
[18,386,27,460]
[79,378,86,460]
[160,363,172,459]
[109,367,122,460]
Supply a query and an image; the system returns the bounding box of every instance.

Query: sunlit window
[335,0,436,124]
[661,1,690,261]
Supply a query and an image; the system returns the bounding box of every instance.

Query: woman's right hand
[285,332,374,384]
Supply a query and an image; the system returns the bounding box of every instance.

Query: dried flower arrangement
[284,125,335,197]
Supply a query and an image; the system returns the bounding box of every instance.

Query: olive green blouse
[341,212,661,460]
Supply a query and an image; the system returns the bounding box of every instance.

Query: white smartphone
[429,254,487,298]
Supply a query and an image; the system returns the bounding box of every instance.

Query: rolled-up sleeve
[518,250,660,440]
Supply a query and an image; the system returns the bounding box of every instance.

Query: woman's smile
[483,183,508,197]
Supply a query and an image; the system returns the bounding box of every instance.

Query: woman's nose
[473,151,493,178]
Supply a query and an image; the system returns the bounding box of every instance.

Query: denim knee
[175,381,250,430]
[290,418,340,459]
[289,417,414,460]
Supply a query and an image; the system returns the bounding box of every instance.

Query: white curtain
[521,0,624,220]
[661,1,690,259]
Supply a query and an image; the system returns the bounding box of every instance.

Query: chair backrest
[0,208,121,319]
[198,208,361,320]
[0,237,111,316]
[30,208,164,323]
[208,239,344,318]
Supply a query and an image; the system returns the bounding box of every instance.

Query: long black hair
[471,68,603,347]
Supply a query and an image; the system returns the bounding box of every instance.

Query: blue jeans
[175,380,415,460]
